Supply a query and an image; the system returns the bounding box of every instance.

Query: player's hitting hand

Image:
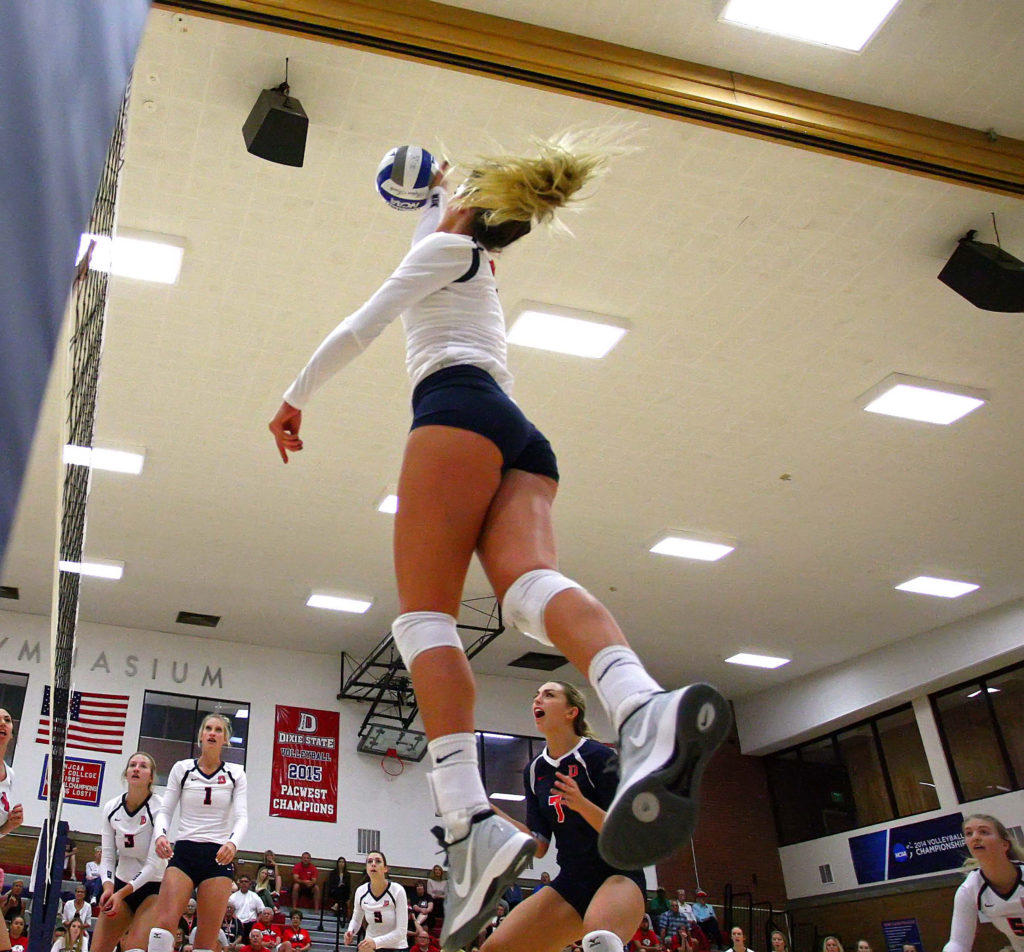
[269,401,303,463]
[553,771,586,811]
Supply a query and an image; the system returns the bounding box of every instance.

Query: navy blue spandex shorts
[411,365,559,481]
[550,863,646,918]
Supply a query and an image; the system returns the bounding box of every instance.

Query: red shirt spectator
[632,916,663,952]
[290,854,321,912]
[282,913,311,952]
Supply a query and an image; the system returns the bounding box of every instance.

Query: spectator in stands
[62,883,93,929]
[221,908,242,952]
[631,914,662,952]
[291,854,320,914]
[822,937,844,952]
[692,892,722,949]
[659,901,689,944]
[51,918,89,952]
[179,898,198,936]
[327,857,350,921]
[410,882,434,936]
[855,942,871,952]
[770,931,788,952]
[258,852,283,896]
[173,927,187,951]
[241,927,271,952]
[413,928,440,952]
[2,880,26,922]
[725,927,753,952]
[667,923,695,952]
[425,864,445,922]
[675,890,696,924]
[65,838,78,881]
[8,915,27,952]
[282,910,311,952]
[229,875,266,941]
[531,871,551,895]
[648,889,669,920]
[84,847,103,904]
[501,882,523,913]
[256,907,282,946]
[254,868,277,910]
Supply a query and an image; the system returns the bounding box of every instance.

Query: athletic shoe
[433,811,536,952]
[599,683,731,869]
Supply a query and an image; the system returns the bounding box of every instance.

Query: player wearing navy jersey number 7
[147,714,248,952]
[943,813,1024,952]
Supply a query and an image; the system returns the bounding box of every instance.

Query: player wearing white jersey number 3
[346,852,408,952]
[147,714,248,952]
[944,813,1024,952]
[0,708,24,952]
[92,752,167,952]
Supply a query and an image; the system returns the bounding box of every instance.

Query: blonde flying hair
[452,128,633,245]
[962,813,1024,869]
[552,681,596,739]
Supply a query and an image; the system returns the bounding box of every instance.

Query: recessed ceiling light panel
[859,373,987,424]
[64,444,146,474]
[377,493,399,515]
[895,576,979,598]
[717,0,902,52]
[506,301,628,359]
[59,560,124,580]
[307,593,373,613]
[650,534,735,562]
[725,652,790,669]
[77,230,185,284]
[489,792,526,801]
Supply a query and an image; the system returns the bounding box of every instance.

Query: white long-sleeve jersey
[347,881,409,949]
[943,863,1024,952]
[155,759,248,846]
[0,762,15,836]
[100,792,167,891]
[283,186,512,409]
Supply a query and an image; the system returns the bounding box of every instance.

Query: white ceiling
[3,1,1024,708]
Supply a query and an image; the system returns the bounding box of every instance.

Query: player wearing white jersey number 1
[944,813,1024,952]
[0,708,24,952]
[92,752,167,952]
[147,714,248,952]
[346,852,409,952]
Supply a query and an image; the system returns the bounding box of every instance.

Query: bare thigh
[582,876,645,940]
[153,867,196,931]
[124,893,164,951]
[394,426,504,614]
[476,468,559,600]
[481,887,582,952]
[195,877,234,948]
[91,902,133,952]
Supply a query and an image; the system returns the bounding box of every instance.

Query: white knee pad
[392,611,462,668]
[149,929,174,952]
[502,569,583,646]
[584,931,624,952]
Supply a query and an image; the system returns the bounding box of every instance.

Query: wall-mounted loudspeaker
[243,86,308,167]
[938,231,1024,312]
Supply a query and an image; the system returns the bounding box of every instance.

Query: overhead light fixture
[481,732,515,741]
[243,58,308,167]
[235,709,250,718]
[650,534,735,562]
[506,301,628,359]
[76,231,185,284]
[377,492,399,515]
[725,652,790,669]
[489,792,526,801]
[966,687,1000,698]
[859,373,987,425]
[59,560,124,580]
[717,0,902,52]
[63,444,145,475]
[307,593,373,613]
[895,576,979,598]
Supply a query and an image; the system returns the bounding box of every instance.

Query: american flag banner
[36,687,129,754]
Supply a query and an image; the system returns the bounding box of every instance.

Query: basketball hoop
[381,747,404,780]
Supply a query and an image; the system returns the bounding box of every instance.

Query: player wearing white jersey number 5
[346,852,408,952]
[147,714,248,952]
[943,813,1024,952]
[92,752,167,952]
[0,708,24,952]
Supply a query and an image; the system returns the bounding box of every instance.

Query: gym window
[138,691,250,784]
[930,659,1022,802]
[0,671,29,763]
[477,731,545,826]
[765,704,938,846]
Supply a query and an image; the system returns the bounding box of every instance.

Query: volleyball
[376,145,437,210]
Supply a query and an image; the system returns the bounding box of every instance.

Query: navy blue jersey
[524,737,619,873]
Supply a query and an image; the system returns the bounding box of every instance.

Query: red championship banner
[270,705,339,822]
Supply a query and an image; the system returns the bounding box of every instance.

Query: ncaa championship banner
[270,705,339,822]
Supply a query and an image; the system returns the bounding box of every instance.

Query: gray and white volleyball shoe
[434,811,536,952]
[599,683,731,869]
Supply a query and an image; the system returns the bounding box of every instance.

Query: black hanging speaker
[242,86,308,167]
[938,231,1024,312]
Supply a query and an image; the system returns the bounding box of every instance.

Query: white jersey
[156,759,248,846]
[283,186,512,409]
[228,889,265,923]
[348,881,409,949]
[944,863,1024,952]
[0,762,15,834]
[100,792,166,891]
